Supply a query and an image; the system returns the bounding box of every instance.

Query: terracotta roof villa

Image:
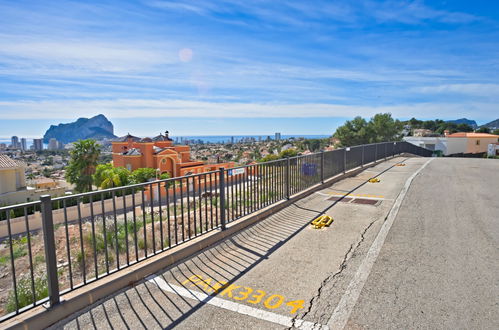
[112,131,234,177]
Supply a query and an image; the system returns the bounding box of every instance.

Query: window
[162,158,166,164]
[126,164,132,171]
[476,140,480,146]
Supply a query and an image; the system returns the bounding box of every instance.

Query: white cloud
[415,84,499,96]
[0,99,496,121]
[0,36,176,73]
[365,0,478,25]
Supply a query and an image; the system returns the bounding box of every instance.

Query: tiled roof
[115,134,141,142]
[124,148,141,156]
[152,133,173,141]
[447,132,499,138]
[0,155,25,168]
[153,146,165,154]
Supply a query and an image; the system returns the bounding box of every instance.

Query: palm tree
[94,163,131,189]
[99,167,121,189]
[65,139,101,192]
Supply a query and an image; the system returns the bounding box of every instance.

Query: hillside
[446,118,478,129]
[481,119,499,129]
[43,114,116,144]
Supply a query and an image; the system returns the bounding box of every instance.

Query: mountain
[481,119,499,130]
[43,114,116,144]
[446,118,478,129]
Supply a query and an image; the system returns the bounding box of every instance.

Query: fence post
[343,149,347,174]
[320,151,325,184]
[285,157,290,199]
[375,143,378,162]
[40,195,60,307]
[385,143,388,160]
[218,168,226,230]
[361,145,365,167]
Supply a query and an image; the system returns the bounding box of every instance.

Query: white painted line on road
[315,192,389,201]
[147,275,328,330]
[327,158,433,330]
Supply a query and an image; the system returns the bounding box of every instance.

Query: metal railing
[0,141,431,320]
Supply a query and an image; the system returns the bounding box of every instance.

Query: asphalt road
[344,158,499,329]
[47,157,499,330]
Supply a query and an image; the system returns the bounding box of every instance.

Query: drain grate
[351,198,379,205]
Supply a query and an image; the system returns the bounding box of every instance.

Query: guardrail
[0,141,431,320]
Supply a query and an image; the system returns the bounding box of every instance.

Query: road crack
[288,219,378,329]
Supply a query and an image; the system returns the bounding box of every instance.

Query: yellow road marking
[181,274,305,315]
[148,276,326,329]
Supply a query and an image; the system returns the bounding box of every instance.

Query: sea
[173,135,329,144]
[0,134,329,147]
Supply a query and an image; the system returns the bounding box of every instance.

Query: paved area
[345,158,499,329]
[48,157,499,329]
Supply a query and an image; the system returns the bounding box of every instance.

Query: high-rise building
[33,139,43,151]
[0,143,6,150]
[48,138,58,150]
[11,136,19,149]
[20,138,27,151]
[275,132,281,141]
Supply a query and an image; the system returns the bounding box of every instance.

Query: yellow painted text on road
[182,274,305,314]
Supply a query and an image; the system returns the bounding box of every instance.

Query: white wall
[446,138,468,155]
[403,137,448,155]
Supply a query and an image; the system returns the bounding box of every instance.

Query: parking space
[50,157,428,330]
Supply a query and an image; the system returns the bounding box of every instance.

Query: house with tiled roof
[0,155,26,195]
[112,131,234,177]
[447,132,499,155]
[0,155,66,205]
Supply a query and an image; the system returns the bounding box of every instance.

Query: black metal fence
[0,141,431,320]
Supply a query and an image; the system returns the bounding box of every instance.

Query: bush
[131,168,157,183]
[84,230,106,254]
[138,238,146,250]
[6,275,48,312]
[0,255,8,266]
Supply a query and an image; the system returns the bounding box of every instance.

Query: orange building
[446,132,499,155]
[112,132,234,177]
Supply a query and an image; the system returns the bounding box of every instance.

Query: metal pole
[361,145,365,167]
[385,143,387,160]
[40,195,60,306]
[343,149,347,174]
[285,157,290,199]
[375,143,378,162]
[219,168,226,230]
[320,151,324,184]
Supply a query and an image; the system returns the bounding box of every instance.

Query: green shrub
[105,222,129,253]
[34,254,45,266]
[138,238,146,250]
[0,255,8,265]
[6,275,48,312]
[84,231,106,254]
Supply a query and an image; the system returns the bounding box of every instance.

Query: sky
[0,0,498,138]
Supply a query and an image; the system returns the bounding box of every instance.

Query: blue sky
[0,0,498,138]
